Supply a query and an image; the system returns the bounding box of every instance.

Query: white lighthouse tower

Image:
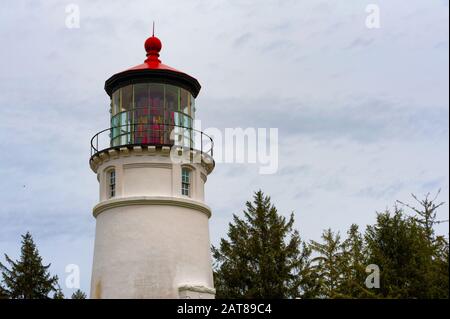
[88,31,215,299]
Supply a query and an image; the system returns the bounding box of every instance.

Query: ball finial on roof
[145,22,162,63]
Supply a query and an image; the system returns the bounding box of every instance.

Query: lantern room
[90,32,212,159]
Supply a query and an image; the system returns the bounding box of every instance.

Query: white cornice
[93,195,212,218]
[90,146,214,175]
[178,284,216,295]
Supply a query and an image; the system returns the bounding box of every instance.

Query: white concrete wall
[97,155,207,203]
[90,204,213,299]
[90,150,214,299]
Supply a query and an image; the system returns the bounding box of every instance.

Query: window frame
[108,169,116,198]
[181,167,191,197]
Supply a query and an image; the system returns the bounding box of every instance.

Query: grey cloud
[201,96,449,143]
[345,37,375,50]
[268,22,291,33]
[421,177,447,192]
[356,182,406,200]
[233,32,253,47]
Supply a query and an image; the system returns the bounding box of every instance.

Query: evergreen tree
[397,191,449,298]
[53,286,65,299]
[309,229,345,298]
[212,191,309,298]
[295,243,320,298]
[365,207,432,298]
[0,232,59,299]
[338,224,376,298]
[71,289,87,299]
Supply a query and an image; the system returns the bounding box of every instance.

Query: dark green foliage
[0,232,59,299]
[212,191,310,298]
[430,235,449,298]
[364,203,448,298]
[365,207,430,298]
[213,190,449,299]
[309,229,344,298]
[71,289,87,299]
[0,285,8,299]
[338,224,376,298]
[53,287,65,299]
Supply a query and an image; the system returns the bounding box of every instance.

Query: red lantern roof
[104,31,201,97]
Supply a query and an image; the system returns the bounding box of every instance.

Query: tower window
[109,170,116,198]
[181,168,191,196]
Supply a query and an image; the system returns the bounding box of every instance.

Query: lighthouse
[88,31,215,299]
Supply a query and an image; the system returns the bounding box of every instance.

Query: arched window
[181,167,191,196]
[108,169,116,198]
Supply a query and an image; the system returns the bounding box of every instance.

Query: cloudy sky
[0,0,448,296]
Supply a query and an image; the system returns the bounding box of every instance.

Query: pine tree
[294,242,322,298]
[365,207,432,298]
[71,289,87,299]
[0,232,59,299]
[338,224,375,298]
[53,287,65,299]
[212,190,309,298]
[309,229,345,298]
[397,191,449,298]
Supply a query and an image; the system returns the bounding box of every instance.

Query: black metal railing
[90,123,214,158]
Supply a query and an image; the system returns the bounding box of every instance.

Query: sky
[0,0,448,297]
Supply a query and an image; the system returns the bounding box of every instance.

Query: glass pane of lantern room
[134,83,149,124]
[190,94,195,119]
[111,112,120,147]
[134,83,148,110]
[115,85,132,144]
[112,90,120,116]
[149,83,164,122]
[133,83,149,144]
[114,85,128,144]
[149,83,165,144]
[122,85,133,113]
[120,110,129,145]
[180,88,190,117]
[179,88,193,148]
[111,90,121,146]
[165,84,178,125]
